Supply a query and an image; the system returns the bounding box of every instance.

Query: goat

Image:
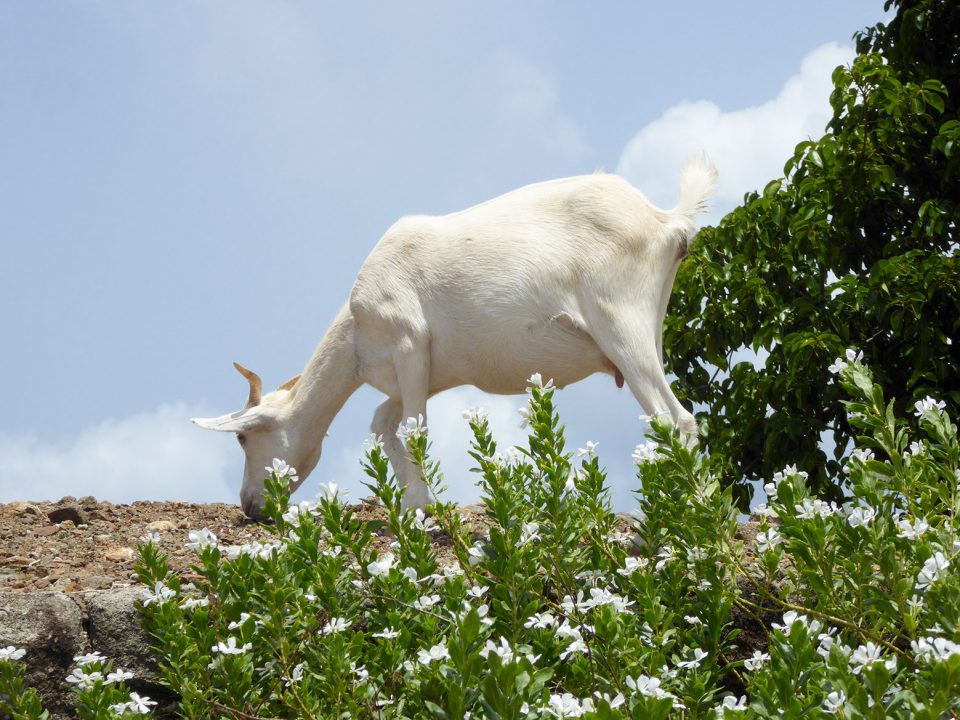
[193,157,717,519]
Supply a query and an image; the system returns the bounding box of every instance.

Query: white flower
[228,613,252,630]
[914,396,946,417]
[321,617,351,635]
[616,556,648,577]
[110,692,157,715]
[316,480,347,503]
[632,440,660,464]
[351,662,369,682]
[283,500,318,522]
[139,530,161,544]
[266,458,298,483]
[518,405,532,428]
[461,406,487,423]
[105,668,134,684]
[846,505,876,528]
[684,615,703,626]
[373,626,400,639]
[396,414,427,441]
[519,522,541,545]
[716,695,748,715]
[828,357,848,374]
[911,636,960,663]
[526,373,555,391]
[845,348,863,363]
[467,542,485,565]
[367,552,397,577]
[65,667,103,689]
[843,447,875,474]
[480,637,515,664]
[897,517,930,540]
[524,612,557,629]
[743,650,769,671]
[417,642,450,665]
[756,528,782,553]
[285,662,305,686]
[0,646,26,662]
[625,674,677,701]
[916,551,950,590]
[849,642,896,674]
[186,528,218,550]
[467,584,488,599]
[794,498,837,520]
[141,581,176,606]
[823,690,846,713]
[414,594,441,611]
[544,692,584,718]
[363,433,384,451]
[212,637,252,655]
[73,651,107,666]
[577,440,598,458]
[676,647,708,669]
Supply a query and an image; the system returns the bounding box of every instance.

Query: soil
[0,496,492,594]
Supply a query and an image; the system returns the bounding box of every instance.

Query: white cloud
[0,403,237,504]
[329,387,530,507]
[618,42,854,222]
[482,49,591,167]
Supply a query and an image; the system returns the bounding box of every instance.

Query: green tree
[665,0,959,504]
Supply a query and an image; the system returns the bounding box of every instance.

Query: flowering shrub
[1,361,957,718]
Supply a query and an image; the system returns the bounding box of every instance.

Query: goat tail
[672,153,718,222]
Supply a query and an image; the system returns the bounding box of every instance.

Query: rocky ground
[0,496,494,594]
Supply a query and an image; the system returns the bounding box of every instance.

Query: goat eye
[237,433,246,447]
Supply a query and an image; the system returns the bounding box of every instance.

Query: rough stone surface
[0,592,88,719]
[47,504,88,526]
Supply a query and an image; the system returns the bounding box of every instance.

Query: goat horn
[278,374,301,392]
[233,362,262,408]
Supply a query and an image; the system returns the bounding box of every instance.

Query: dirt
[0,496,494,594]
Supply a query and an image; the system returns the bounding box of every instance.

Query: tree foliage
[666,0,960,503]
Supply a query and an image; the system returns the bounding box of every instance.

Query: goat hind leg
[393,335,432,509]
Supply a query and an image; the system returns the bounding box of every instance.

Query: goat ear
[277,374,301,392]
[192,408,266,433]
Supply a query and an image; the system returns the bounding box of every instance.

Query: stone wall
[0,589,177,718]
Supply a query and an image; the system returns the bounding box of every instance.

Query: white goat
[194,158,717,519]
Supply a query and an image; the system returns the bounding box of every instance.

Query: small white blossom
[823,690,846,713]
[417,642,450,665]
[411,508,438,533]
[846,505,877,528]
[676,648,708,669]
[266,458,298,483]
[367,552,397,577]
[617,556,648,577]
[828,357,848,374]
[73,651,107,666]
[65,667,103,689]
[544,692,585,718]
[316,480,347,503]
[179,596,209,611]
[0,646,26,662]
[632,440,660,465]
[743,650,769,671]
[396,414,427,442]
[756,528,782,553]
[625,674,677,702]
[518,405,532,428]
[373,626,400,639]
[842,447,875,474]
[849,642,896,674]
[526,373,555,391]
[716,695,748,715]
[212,637,252,655]
[321,617,351,635]
[897,517,930,540]
[911,636,960,663]
[186,528,218,550]
[363,433,384,451]
[914,396,946,417]
[110,692,157,715]
[141,581,176,606]
[105,668,134,684]
[577,440,598,458]
[461,406,487,423]
[524,611,557,629]
[845,348,863,363]
[795,498,837,520]
[519,522,541,545]
[685,615,704,626]
[414,594,441,611]
[139,529,161,544]
[916,551,950,590]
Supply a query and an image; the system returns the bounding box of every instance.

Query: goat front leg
[393,334,432,509]
[588,307,697,436]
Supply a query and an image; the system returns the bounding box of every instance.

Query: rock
[78,575,114,590]
[7,501,42,516]
[146,520,176,533]
[34,526,60,537]
[0,592,88,719]
[47,505,88,526]
[105,546,135,562]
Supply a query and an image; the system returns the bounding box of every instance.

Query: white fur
[194,157,718,518]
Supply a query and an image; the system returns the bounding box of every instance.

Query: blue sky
[0,1,884,509]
